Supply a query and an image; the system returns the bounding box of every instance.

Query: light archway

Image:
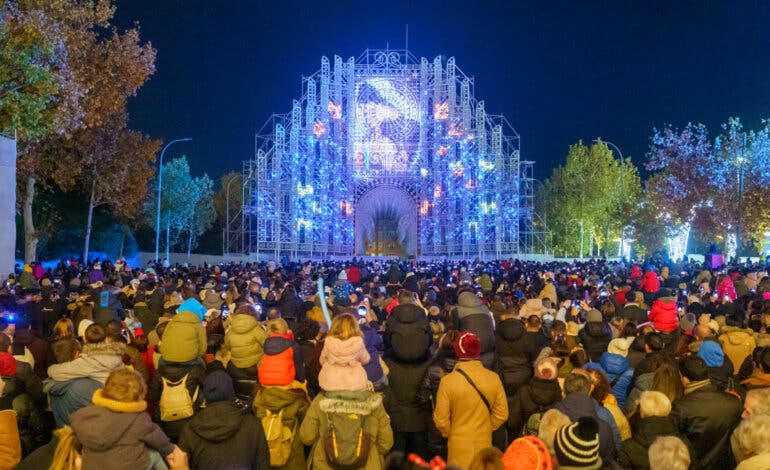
[354,185,418,256]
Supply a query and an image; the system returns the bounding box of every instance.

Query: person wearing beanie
[433,331,508,469]
[554,417,602,470]
[670,355,742,469]
[508,357,562,438]
[502,434,553,470]
[179,370,271,470]
[578,309,612,362]
[696,339,734,392]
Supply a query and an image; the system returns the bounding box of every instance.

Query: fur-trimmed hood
[319,390,382,416]
[83,341,126,357]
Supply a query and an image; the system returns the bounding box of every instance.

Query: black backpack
[387,319,431,362]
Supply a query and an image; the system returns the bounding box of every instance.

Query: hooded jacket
[648,298,678,332]
[719,327,756,374]
[638,271,660,294]
[318,336,370,392]
[385,303,432,363]
[697,340,734,392]
[716,277,737,301]
[179,401,270,470]
[70,390,174,470]
[454,292,495,367]
[224,313,267,369]
[258,334,304,386]
[299,390,393,470]
[252,384,309,470]
[160,310,207,363]
[618,416,688,469]
[599,352,634,409]
[47,342,125,385]
[579,321,613,362]
[507,376,562,434]
[46,376,101,427]
[494,318,535,394]
[555,392,617,462]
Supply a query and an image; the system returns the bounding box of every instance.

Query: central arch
[354,184,418,256]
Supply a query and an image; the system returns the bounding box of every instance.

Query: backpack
[322,407,373,470]
[159,373,198,422]
[261,408,297,467]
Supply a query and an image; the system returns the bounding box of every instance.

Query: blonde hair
[639,391,672,418]
[734,415,770,458]
[467,447,503,470]
[648,436,690,470]
[49,426,81,470]
[327,313,362,340]
[53,318,74,340]
[102,368,146,403]
[537,409,572,454]
[266,318,289,335]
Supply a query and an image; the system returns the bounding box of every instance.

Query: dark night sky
[114,0,770,182]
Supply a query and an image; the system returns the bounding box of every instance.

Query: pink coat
[318,336,370,392]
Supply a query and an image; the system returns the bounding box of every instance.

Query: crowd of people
[1,255,770,470]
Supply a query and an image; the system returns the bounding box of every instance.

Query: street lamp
[594,138,625,259]
[154,137,192,263]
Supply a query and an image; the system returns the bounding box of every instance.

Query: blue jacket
[599,352,634,409]
[46,377,101,427]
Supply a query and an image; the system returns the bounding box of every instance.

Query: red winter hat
[453,331,481,360]
[503,435,553,470]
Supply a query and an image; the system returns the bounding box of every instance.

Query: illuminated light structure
[238,49,542,259]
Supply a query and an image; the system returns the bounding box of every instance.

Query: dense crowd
[1,256,770,470]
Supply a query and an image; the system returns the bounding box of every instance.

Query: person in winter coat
[538,278,557,303]
[647,289,678,333]
[179,370,270,470]
[0,409,21,469]
[697,339,734,392]
[741,346,770,390]
[670,355,742,469]
[224,305,267,396]
[507,357,562,437]
[494,315,536,396]
[578,309,612,362]
[257,318,305,386]
[91,283,123,326]
[46,338,101,427]
[299,388,393,470]
[69,368,182,470]
[639,271,660,302]
[719,325,756,372]
[47,324,125,385]
[160,306,207,364]
[252,377,310,470]
[433,332,508,469]
[12,315,55,379]
[318,314,370,392]
[620,291,648,325]
[618,391,689,469]
[587,368,632,441]
[149,356,206,441]
[716,275,738,301]
[277,285,304,330]
[383,302,433,460]
[554,372,617,462]
[451,291,495,368]
[598,341,634,409]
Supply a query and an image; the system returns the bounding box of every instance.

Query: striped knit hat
[554,417,602,470]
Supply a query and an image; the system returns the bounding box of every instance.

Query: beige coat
[0,410,21,470]
[719,327,756,372]
[433,360,508,469]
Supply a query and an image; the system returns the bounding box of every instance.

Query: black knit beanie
[554,417,602,469]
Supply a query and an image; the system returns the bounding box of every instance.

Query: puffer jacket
[555,392,617,462]
[716,277,737,301]
[599,352,634,409]
[318,336,370,392]
[648,298,678,332]
[618,415,689,469]
[383,355,432,433]
[47,342,126,385]
[638,271,660,294]
[179,401,269,470]
[252,384,310,470]
[258,334,304,386]
[719,328,756,374]
[578,321,612,362]
[299,390,393,470]
[494,318,535,395]
[224,313,267,368]
[455,292,495,368]
[507,376,561,434]
[160,310,207,363]
[46,377,101,427]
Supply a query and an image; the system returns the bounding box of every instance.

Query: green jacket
[253,384,310,470]
[159,310,206,363]
[225,314,267,368]
[299,390,393,470]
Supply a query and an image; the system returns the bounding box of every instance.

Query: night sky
[114,1,770,182]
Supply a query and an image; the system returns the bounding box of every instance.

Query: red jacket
[639,271,660,293]
[346,266,361,284]
[630,265,643,280]
[648,299,678,332]
[716,278,737,301]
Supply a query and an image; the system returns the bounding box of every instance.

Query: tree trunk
[83,179,96,263]
[23,176,38,263]
[187,229,192,258]
[165,212,170,261]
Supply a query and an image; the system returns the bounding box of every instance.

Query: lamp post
[154,137,192,263]
[594,138,625,259]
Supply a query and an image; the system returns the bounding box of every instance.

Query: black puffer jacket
[178,401,270,470]
[578,321,612,362]
[618,415,689,470]
[455,292,495,368]
[416,352,457,459]
[670,383,742,470]
[494,319,534,395]
[507,376,562,436]
[384,357,432,433]
[385,303,432,363]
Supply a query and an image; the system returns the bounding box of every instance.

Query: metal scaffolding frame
[235,48,541,259]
